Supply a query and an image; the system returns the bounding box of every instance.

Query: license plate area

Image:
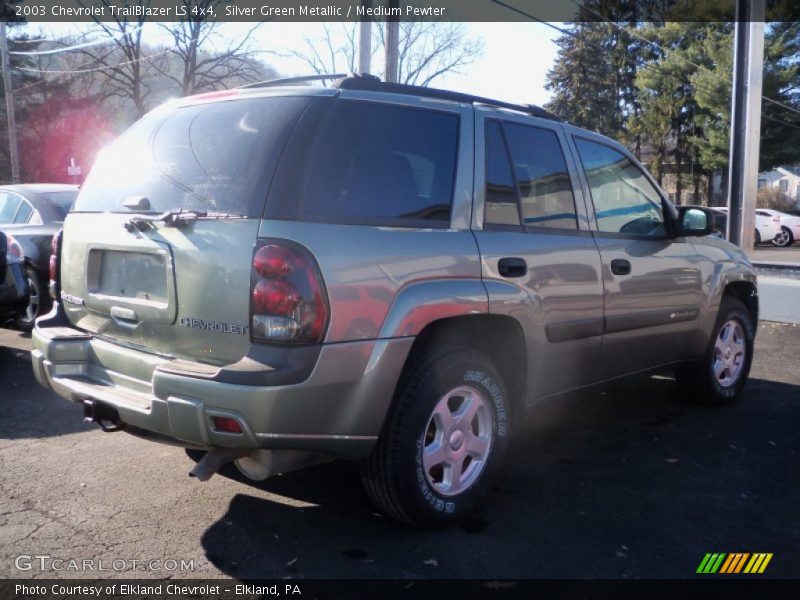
[84,243,177,325]
[89,250,167,303]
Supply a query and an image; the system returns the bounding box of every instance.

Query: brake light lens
[211,416,243,434]
[250,240,329,344]
[5,234,23,262]
[49,230,62,300]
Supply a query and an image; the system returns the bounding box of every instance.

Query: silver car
[32,76,757,527]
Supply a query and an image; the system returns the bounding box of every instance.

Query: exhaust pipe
[234,449,332,481]
[189,448,248,482]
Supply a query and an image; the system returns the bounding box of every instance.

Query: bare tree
[288,22,483,87]
[288,23,363,77]
[75,0,156,117]
[156,1,265,95]
[377,22,484,86]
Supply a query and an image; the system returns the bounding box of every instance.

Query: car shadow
[200,373,800,579]
[0,345,90,439]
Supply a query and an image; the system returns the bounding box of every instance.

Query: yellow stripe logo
[697,552,773,574]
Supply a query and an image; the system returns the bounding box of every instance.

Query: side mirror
[677,207,714,237]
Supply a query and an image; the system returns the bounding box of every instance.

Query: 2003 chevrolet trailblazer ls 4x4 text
[31,76,757,527]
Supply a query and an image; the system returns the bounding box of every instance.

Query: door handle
[610,259,632,276]
[110,305,140,329]
[498,257,527,278]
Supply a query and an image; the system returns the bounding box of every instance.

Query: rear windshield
[43,191,78,218]
[74,97,310,216]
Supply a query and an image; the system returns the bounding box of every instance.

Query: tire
[15,267,47,332]
[360,345,512,527]
[754,229,761,245]
[676,296,754,406]
[772,226,794,248]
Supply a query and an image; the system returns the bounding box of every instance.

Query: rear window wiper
[124,209,248,232]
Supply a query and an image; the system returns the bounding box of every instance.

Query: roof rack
[242,73,347,89]
[333,74,562,122]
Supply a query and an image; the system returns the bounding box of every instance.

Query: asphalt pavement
[1,320,798,580]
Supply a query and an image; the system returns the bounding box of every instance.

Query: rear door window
[484,120,521,227]
[301,100,459,227]
[503,123,578,230]
[74,97,310,216]
[13,200,33,224]
[0,193,22,224]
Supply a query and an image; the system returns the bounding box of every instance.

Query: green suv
[32,76,758,527]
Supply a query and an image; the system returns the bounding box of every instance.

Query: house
[758,166,800,207]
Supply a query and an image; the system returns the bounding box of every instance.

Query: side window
[484,120,520,227]
[14,200,33,224]
[575,138,667,237]
[503,123,578,230]
[0,193,22,224]
[302,100,458,226]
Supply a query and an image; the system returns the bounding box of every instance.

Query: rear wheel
[676,296,754,406]
[15,268,47,331]
[772,226,794,247]
[754,229,761,245]
[360,345,511,527]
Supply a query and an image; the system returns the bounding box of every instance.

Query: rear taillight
[5,234,23,262]
[250,240,329,344]
[49,229,62,300]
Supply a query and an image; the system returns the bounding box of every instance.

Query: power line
[14,47,170,76]
[9,24,143,56]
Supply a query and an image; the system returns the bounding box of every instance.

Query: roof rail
[333,75,562,122]
[242,73,347,89]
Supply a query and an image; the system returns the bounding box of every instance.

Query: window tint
[14,200,33,224]
[484,120,520,227]
[575,138,667,237]
[75,97,309,216]
[302,101,458,226]
[503,123,577,230]
[0,193,22,224]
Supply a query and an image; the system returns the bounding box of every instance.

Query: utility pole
[384,0,400,83]
[726,0,765,254]
[0,21,20,184]
[358,0,372,75]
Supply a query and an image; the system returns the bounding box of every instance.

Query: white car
[757,208,800,247]
[715,207,782,245]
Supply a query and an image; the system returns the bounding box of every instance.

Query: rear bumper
[32,308,413,459]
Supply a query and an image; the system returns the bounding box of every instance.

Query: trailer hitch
[82,399,125,432]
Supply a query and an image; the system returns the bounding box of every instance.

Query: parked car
[713,206,781,245]
[0,184,79,329]
[757,208,800,247]
[31,77,758,527]
[0,231,29,324]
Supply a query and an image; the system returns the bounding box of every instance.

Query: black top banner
[3,0,800,23]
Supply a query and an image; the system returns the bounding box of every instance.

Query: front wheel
[360,345,511,527]
[772,226,794,247]
[676,296,754,405]
[754,228,762,245]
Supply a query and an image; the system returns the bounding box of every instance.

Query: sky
[22,21,560,107]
